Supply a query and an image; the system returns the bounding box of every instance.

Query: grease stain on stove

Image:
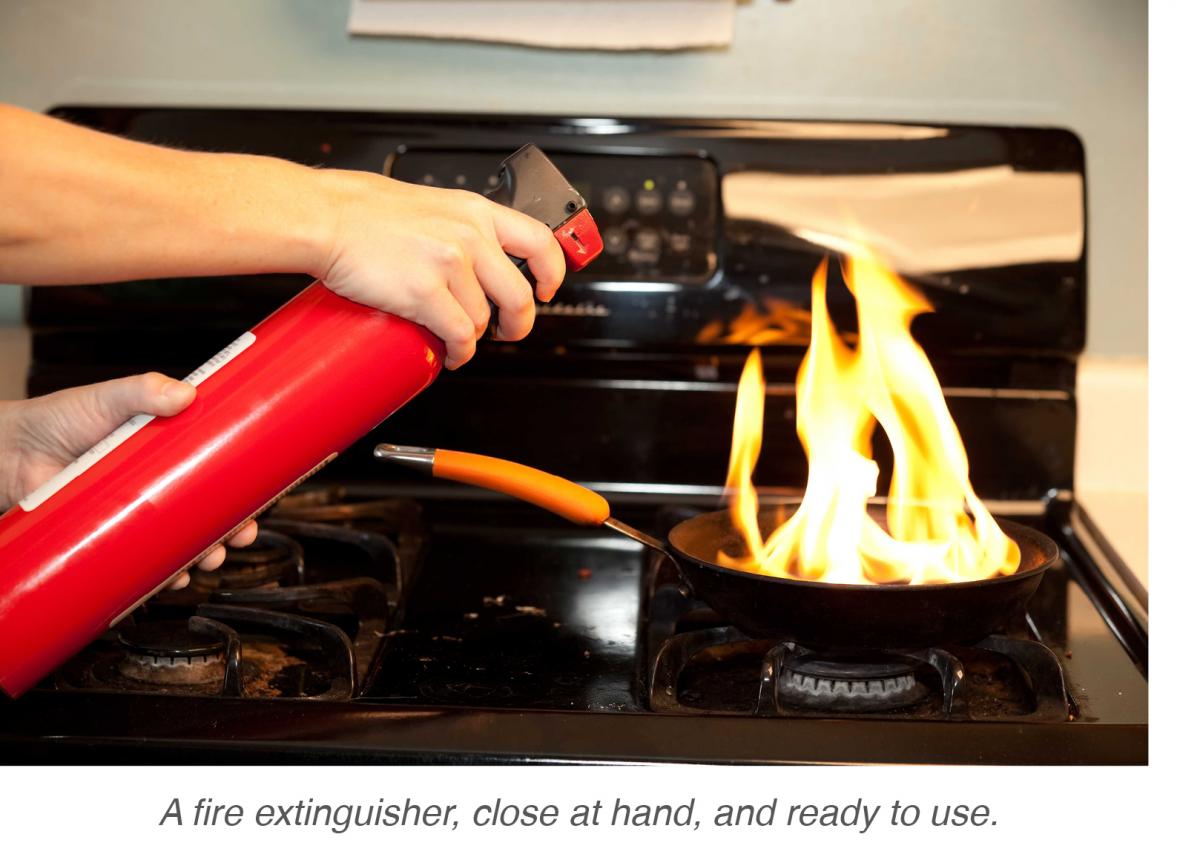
[240,642,306,699]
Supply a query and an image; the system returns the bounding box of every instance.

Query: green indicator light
[643,179,655,191]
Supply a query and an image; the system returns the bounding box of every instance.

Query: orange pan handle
[373,445,610,526]
[434,450,611,525]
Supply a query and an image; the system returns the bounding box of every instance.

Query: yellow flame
[698,298,814,346]
[721,250,1020,585]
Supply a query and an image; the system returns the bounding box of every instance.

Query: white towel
[347,0,737,51]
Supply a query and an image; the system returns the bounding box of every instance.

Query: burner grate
[648,625,1071,721]
[641,539,1073,721]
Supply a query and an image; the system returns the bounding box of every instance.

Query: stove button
[635,187,663,216]
[668,187,696,217]
[602,227,629,255]
[601,186,630,215]
[634,228,662,254]
[667,233,692,254]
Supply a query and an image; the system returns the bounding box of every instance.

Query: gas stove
[0,488,1145,763]
[0,107,1147,764]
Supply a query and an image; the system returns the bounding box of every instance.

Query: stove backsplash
[26,109,1086,501]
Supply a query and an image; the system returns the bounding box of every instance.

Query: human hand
[314,171,567,369]
[0,372,257,585]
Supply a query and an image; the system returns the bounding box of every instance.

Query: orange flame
[721,250,1020,585]
[698,298,814,346]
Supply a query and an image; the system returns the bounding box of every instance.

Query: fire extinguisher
[0,144,601,697]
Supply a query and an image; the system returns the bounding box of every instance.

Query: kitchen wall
[0,0,1147,355]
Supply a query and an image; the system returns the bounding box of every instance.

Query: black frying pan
[375,445,1058,650]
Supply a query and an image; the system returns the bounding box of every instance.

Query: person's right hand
[313,171,567,370]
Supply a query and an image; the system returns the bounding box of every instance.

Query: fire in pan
[375,445,1057,651]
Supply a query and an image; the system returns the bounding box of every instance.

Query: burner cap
[224,538,292,566]
[779,652,927,712]
[114,620,230,686]
[212,529,303,589]
[117,621,224,659]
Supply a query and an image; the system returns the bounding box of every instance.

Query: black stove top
[0,485,1147,764]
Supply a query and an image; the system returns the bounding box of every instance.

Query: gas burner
[53,484,414,699]
[57,607,356,700]
[778,652,927,712]
[55,617,239,696]
[116,620,227,685]
[270,488,422,541]
[152,529,304,608]
[267,489,424,590]
[647,624,1072,720]
[639,530,1074,721]
[202,529,303,590]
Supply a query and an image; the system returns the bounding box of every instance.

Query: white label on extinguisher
[17,332,257,513]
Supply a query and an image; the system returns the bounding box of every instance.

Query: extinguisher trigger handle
[507,253,537,287]
[482,144,602,338]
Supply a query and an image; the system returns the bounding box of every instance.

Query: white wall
[0,0,1147,356]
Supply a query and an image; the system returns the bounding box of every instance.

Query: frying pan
[374,445,1058,650]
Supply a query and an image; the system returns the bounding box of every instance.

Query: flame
[721,250,1020,585]
[698,298,814,346]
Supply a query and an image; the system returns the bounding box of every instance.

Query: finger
[168,571,191,590]
[410,281,478,370]
[487,204,566,303]
[86,372,196,425]
[474,244,536,341]
[226,519,258,548]
[195,544,226,572]
[445,254,492,339]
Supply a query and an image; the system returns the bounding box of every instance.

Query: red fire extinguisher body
[0,283,444,696]
[0,144,600,698]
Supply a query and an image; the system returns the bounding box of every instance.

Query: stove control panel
[31,109,1087,366]
[389,149,719,284]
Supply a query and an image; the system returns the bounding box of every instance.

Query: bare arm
[0,104,566,367]
[0,104,331,287]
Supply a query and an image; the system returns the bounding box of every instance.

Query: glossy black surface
[363,507,641,710]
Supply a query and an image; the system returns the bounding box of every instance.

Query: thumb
[87,372,196,424]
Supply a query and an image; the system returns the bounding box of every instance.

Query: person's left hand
[0,372,257,587]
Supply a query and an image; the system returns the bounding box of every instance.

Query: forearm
[0,105,335,285]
